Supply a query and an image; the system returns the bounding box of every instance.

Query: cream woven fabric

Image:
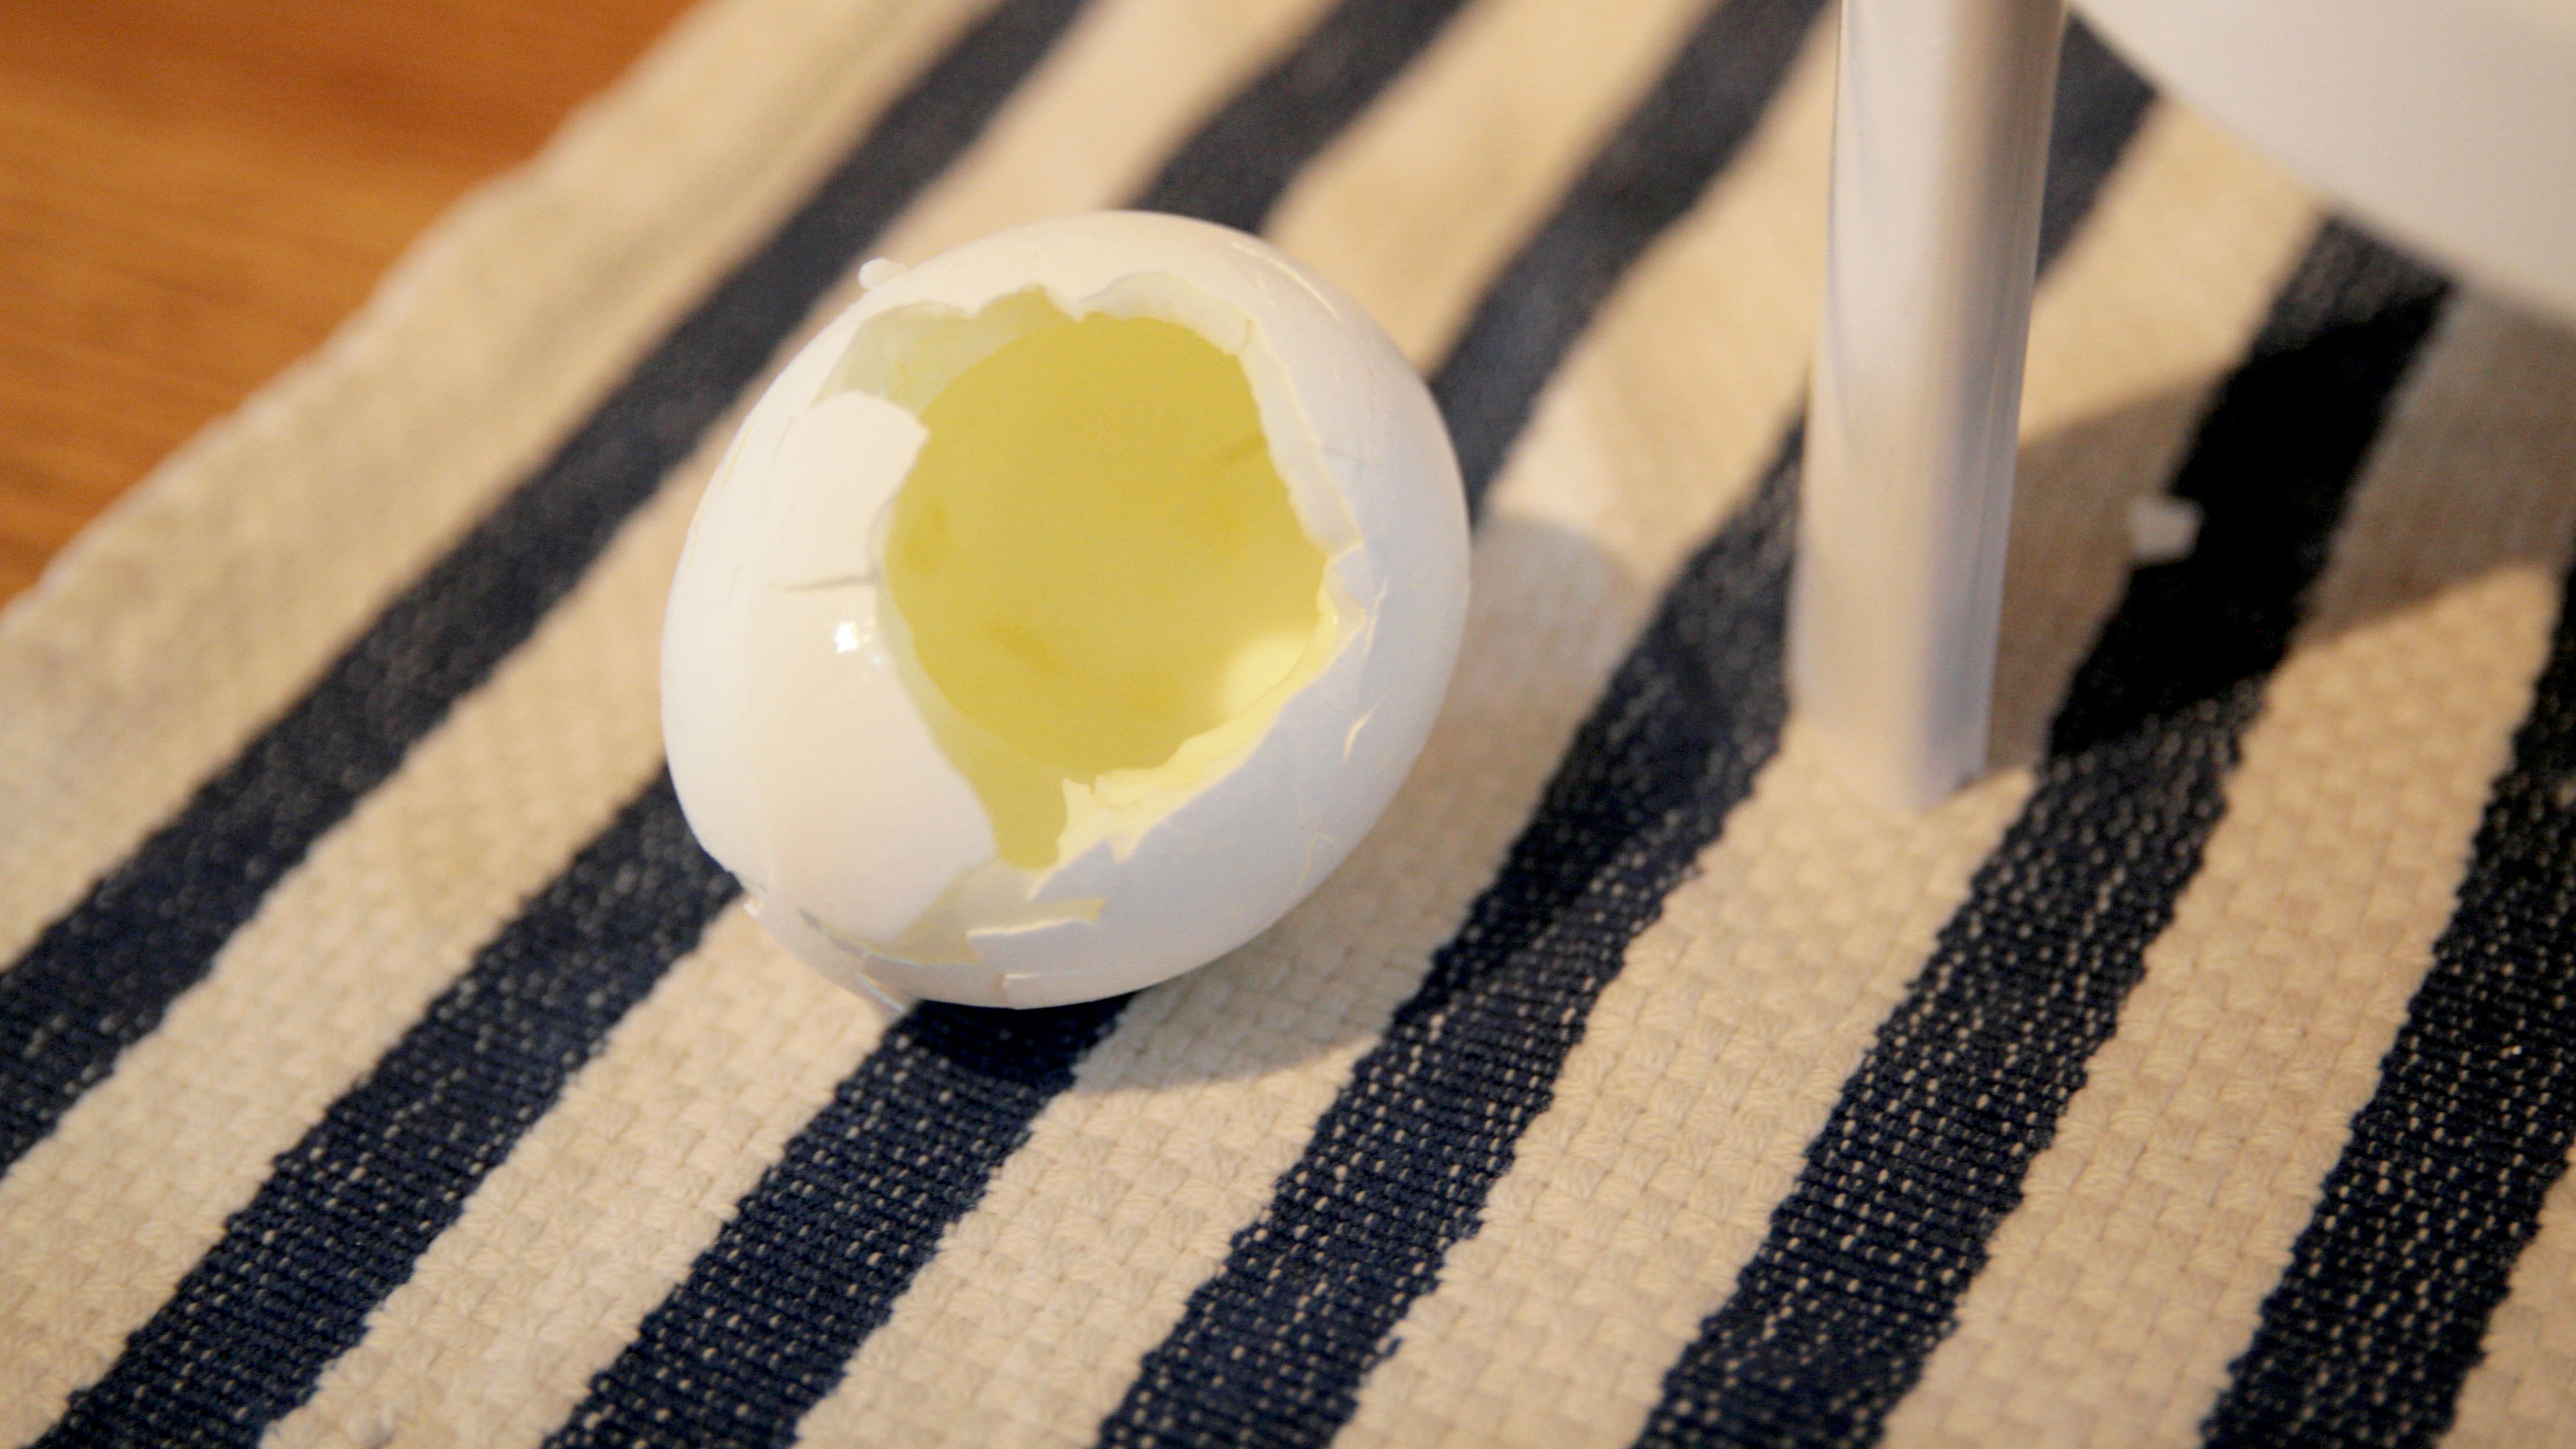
[6,1,2576,1446]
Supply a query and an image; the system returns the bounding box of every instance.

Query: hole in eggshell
[870,291,1344,870]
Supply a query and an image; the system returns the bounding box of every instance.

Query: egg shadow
[1058,510,1643,1095]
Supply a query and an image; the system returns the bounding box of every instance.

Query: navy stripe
[0,0,1089,1176]
[2200,474,2576,1441]
[1433,0,1824,511]
[1133,0,1473,231]
[1634,224,2449,1449]
[38,777,737,1448]
[545,998,1128,1449]
[1090,21,2148,1449]
[2033,18,2155,274]
[1428,11,2144,516]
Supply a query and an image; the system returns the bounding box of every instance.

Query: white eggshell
[662,211,1467,1008]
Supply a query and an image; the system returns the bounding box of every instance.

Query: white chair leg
[1791,0,2064,811]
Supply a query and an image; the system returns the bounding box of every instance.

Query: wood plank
[0,0,700,604]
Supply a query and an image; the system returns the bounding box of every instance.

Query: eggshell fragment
[662,212,1467,1008]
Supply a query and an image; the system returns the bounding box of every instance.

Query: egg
[662,212,1470,1009]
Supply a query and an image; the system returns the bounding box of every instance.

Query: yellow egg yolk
[883,307,1336,869]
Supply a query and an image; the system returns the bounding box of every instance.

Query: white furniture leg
[1791,0,2064,811]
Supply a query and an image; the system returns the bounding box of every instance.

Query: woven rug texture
[6,0,2576,1445]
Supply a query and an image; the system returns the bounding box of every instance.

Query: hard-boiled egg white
[662,212,1469,1009]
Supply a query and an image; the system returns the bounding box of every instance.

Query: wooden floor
[0,0,700,605]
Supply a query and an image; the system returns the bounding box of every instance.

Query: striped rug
[7,0,2576,1445]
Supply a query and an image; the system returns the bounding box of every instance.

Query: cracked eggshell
[662,211,1468,1009]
